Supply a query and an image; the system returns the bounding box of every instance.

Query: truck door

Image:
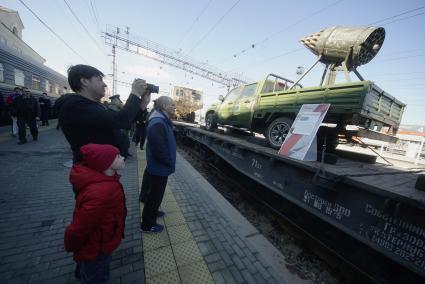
[217,86,242,123]
[232,83,258,128]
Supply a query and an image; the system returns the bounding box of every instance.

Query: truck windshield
[225,87,242,101]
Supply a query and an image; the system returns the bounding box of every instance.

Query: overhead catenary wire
[63,0,105,54]
[90,0,102,31]
[18,0,88,63]
[176,0,213,48]
[380,10,425,26]
[377,53,425,62]
[232,0,345,59]
[228,47,304,72]
[378,48,425,58]
[186,0,241,55]
[369,4,425,25]
[372,71,425,77]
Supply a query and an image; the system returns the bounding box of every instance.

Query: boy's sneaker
[141,224,164,233]
[157,210,165,217]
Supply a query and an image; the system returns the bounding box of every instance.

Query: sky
[1,0,425,125]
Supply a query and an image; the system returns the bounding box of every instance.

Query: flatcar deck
[174,121,425,206]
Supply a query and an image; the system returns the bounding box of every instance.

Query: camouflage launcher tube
[300,26,385,68]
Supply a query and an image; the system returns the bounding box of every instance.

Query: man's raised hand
[131,79,147,97]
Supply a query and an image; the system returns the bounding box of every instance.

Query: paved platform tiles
[0,124,303,283]
[138,149,302,284]
[137,151,213,284]
[0,128,144,283]
[0,119,58,143]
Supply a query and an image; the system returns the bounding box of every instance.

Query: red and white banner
[278,104,330,161]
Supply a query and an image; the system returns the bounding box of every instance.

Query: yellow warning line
[137,148,213,284]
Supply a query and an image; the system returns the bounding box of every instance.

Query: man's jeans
[17,117,38,142]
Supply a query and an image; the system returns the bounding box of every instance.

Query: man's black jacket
[57,93,142,162]
[15,95,39,119]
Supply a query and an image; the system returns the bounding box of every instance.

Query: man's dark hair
[14,87,21,91]
[42,92,47,95]
[67,64,104,92]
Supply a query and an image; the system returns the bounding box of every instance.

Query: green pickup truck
[205,74,405,149]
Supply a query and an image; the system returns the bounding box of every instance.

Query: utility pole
[111,27,120,96]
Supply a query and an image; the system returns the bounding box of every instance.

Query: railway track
[177,136,424,284]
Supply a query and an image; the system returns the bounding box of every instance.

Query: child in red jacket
[65,143,126,283]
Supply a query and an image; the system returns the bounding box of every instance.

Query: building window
[45,80,51,92]
[14,69,25,86]
[54,84,59,95]
[32,75,40,90]
[0,63,4,82]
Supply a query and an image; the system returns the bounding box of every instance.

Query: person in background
[108,94,131,158]
[141,96,176,233]
[65,143,126,283]
[39,92,51,126]
[132,107,148,150]
[108,95,123,111]
[138,100,158,203]
[0,91,5,124]
[6,87,22,137]
[14,87,40,144]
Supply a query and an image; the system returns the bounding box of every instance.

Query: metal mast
[111,27,119,96]
[103,28,248,89]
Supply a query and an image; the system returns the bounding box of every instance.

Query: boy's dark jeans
[77,253,111,284]
[141,174,168,229]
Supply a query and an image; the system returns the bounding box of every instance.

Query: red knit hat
[80,144,120,172]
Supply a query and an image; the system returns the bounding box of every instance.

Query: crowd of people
[54,64,176,283]
[0,87,52,144]
[1,64,176,282]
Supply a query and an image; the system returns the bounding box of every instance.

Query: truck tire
[205,113,217,131]
[266,117,293,149]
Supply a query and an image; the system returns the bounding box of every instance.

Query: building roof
[399,124,425,134]
[0,6,24,29]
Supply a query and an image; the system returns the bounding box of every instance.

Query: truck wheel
[205,113,217,131]
[266,117,293,149]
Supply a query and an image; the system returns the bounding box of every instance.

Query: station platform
[0,124,300,283]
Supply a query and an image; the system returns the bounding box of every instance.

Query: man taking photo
[57,64,152,163]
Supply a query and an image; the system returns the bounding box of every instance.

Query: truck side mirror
[218,95,224,101]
